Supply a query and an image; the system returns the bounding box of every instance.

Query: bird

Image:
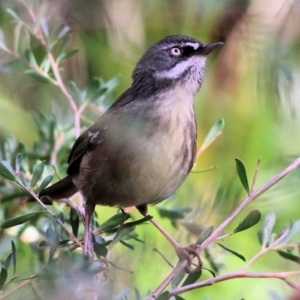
[39,35,223,270]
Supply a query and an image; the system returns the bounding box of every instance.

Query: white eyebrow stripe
[184,42,200,49]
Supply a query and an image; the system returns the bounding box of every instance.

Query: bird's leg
[136,204,202,273]
[84,203,95,260]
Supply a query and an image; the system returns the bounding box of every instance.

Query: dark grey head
[132,35,223,96]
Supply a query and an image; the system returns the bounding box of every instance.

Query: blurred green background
[0,0,300,299]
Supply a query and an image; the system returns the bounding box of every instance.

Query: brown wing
[66,87,135,175]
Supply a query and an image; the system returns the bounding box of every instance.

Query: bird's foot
[175,244,202,274]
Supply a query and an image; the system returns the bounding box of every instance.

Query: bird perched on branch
[39,35,223,271]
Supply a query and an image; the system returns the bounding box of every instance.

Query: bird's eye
[170,47,182,57]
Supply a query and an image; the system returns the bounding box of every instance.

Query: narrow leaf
[0,161,16,181]
[216,243,245,261]
[110,224,136,249]
[157,207,191,220]
[279,220,300,245]
[119,240,134,250]
[171,269,186,288]
[56,35,71,62]
[19,171,29,188]
[11,241,16,275]
[1,212,45,229]
[201,119,224,148]
[70,207,79,237]
[277,250,300,264]
[30,161,45,189]
[58,48,79,63]
[15,153,22,173]
[0,268,7,290]
[235,157,250,194]
[124,215,152,226]
[108,216,150,249]
[261,212,276,248]
[196,226,214,245]
[24,49,38,66]
[87,261,105,274]
[181,269,202,286]
[157,291,169,300]
[98,212,130,231]
[202,267,216,278]
[4,253,12,271]
[233,210,261,234]
[38,175,53,194]
[25,69,54,84]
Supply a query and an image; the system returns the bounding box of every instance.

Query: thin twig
[251,159,261,193]
[0,279,32,299]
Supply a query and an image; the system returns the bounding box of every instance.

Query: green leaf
[70,207,79,237]
[24,49,38,66]
[171,269,186,288]
[216,243,245,261]
[4,253,12,271]
[1,212,45,229]
[233,210,261,234]
[201,119,224,148]
[19,171,29,188]
[196,226,214,245]
[279,220,300,245]
[11,241,16,275]
[30,161,45,189]
[85,77,106,103]
[157,207,191,220]
[58,48,79,63]
[15,153,22,173]
[261,212,276,248]
[110,216,151,248]
[98,212,130,231]
[0,161,16,181]
[110,224,135,249]
[175,296,185,300]
[6,8,23,24]
[120,240,134,250]
[235,157,250,194]
[202,267,216,278]
[157,291,169,300]
[277,250,300,264]
[25,69,54,84]
[87,261,105,274]
[38,175,53,194]
[0,268,7,290]
[57,35,71,60]
[181,269,202,286]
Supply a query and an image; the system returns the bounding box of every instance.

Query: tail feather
[39,176,78,199]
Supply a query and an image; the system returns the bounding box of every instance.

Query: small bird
[39,35,223,268]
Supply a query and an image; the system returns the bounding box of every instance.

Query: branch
[169,270,300,297]
[145,157,300,299]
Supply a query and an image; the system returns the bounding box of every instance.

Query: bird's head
[132,35,223,96]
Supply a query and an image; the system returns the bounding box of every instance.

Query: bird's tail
[39,175,78,199]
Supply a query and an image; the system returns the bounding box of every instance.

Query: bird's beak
[197,42,224,55]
